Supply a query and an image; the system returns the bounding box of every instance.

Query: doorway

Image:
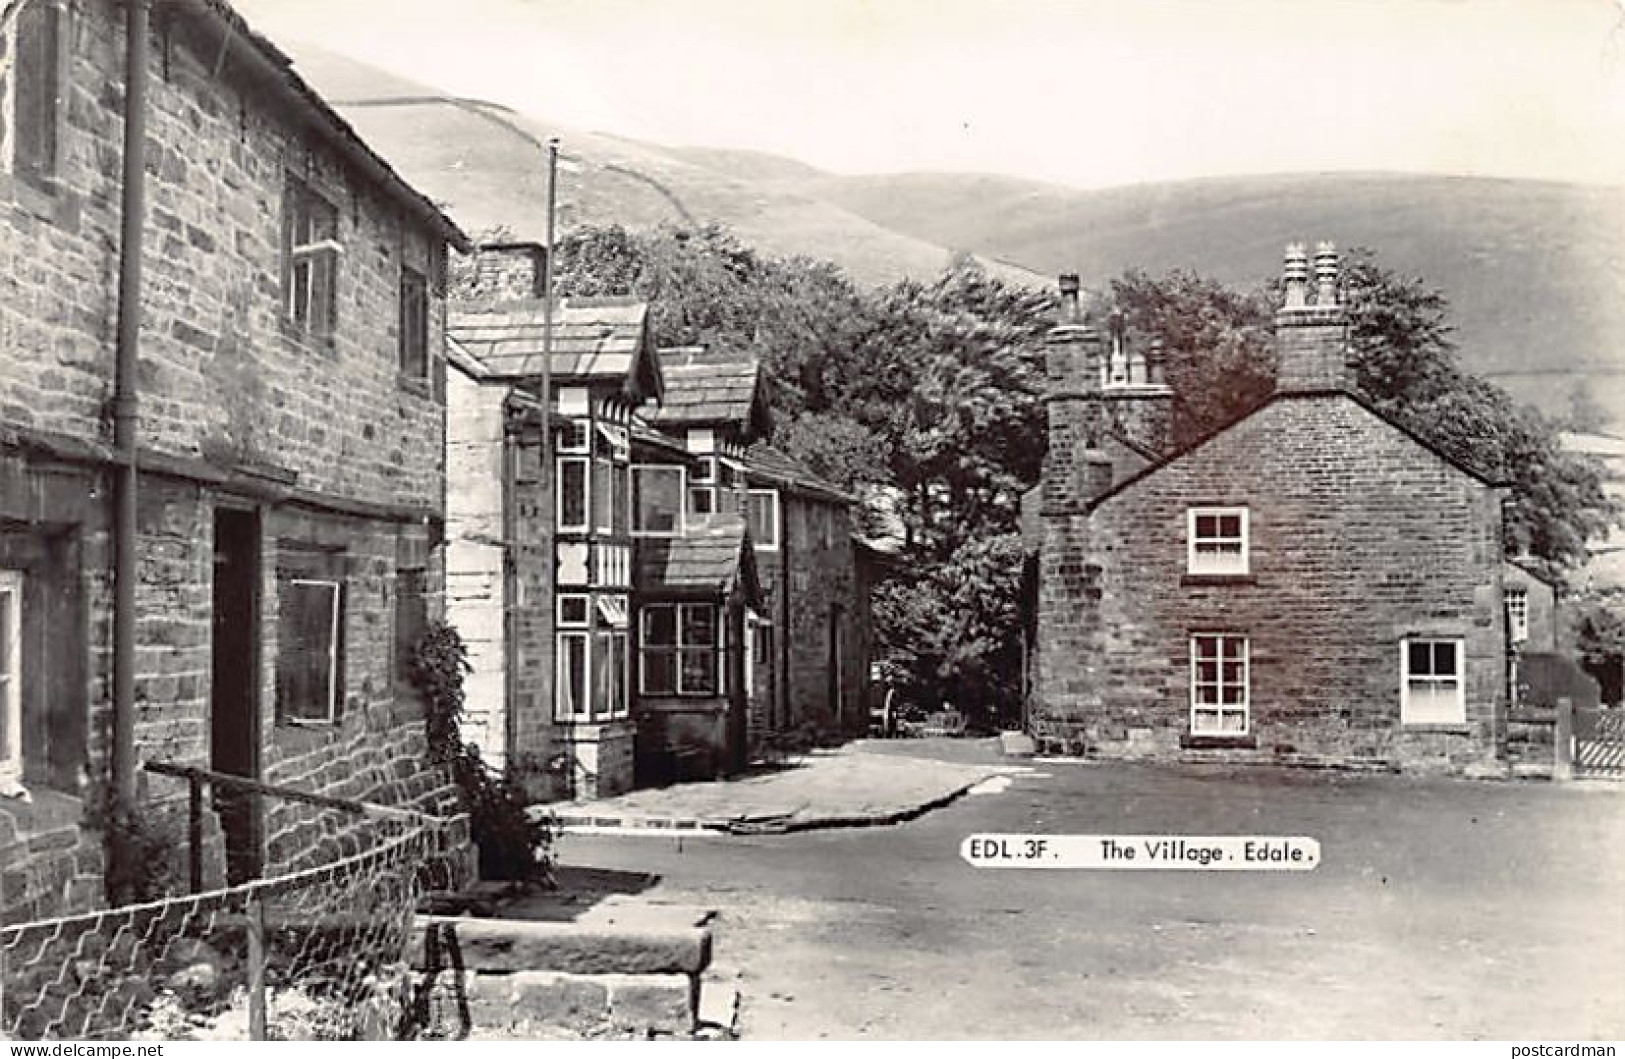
[211,507,261,884]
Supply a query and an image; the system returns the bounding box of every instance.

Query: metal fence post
[248,890,267,1040]
[188,773,204,893]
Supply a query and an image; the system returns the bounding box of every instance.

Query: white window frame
[557,455,589,533]
[556,418,589,454]
[1505,587,1529,645]
[632,465,686,537]
[285,178,342,339]
[1189,634,1249,736]
[284,578,342,725]
[0,571,23,783]
[748,489,780,551]
[556,629,591,721]
[1187,506,1250,576]
[1400,637,1466,725]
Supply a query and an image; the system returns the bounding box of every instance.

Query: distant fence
[0,767,465,1041]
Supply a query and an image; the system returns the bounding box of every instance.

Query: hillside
[282,41,1624,424]
[283,43,1040,290]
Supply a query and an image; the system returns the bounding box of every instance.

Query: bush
[410,622,554,883]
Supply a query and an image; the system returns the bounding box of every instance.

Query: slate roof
[185,0,466,248]
[447,296,663,401]
[650,347,770,436]
[744,444,852,504]
[635,517,762,605]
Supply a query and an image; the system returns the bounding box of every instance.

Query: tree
[1563,380,1616,436]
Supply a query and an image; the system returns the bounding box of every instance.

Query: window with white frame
[640,603,721,696]
[277,577,344,724]
[747,489,779,550]
[1187,507,1249,576]
[1505,587,1529,645]
[555,630,589,720]
[0,571,22,783]
[556,419,589,454]
[558,593,590,628]
[284,176,341,340]
[558,456,588,532]
[1190,634,1249,735]
[633,465,684,535]
[1401,638,1465,724]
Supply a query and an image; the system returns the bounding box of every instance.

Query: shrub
[410,622,554,883]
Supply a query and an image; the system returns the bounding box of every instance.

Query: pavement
[540,739,1017,834]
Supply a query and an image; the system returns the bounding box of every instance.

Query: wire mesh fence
[0,781,464,1041]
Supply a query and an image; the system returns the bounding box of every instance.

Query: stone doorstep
[411,915,712,977]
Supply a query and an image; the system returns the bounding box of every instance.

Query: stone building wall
[0,0,461,920]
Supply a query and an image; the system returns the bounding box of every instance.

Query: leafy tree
[1563,381,1616,435]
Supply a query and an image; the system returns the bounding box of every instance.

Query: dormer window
[1187,507,1249,576]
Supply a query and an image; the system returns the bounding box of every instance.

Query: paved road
[554,750,1625,1040]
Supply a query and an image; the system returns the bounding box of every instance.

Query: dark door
[726,600,748,774]
[211,508,261,884]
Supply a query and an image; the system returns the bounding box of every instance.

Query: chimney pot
[1282,243,1309,309]
[1058,274,1081,322]
[1314,241,1339,306]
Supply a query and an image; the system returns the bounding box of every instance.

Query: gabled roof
[744,444,853,504]
[447,296,664,402]
[635,517,763,607]
[650,347,771,439]
[1086,387,1509,512]
[179,0,466,249]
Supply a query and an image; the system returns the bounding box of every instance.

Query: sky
[234,0,1625,190]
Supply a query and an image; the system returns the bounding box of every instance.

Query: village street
[554,741,1625,1040]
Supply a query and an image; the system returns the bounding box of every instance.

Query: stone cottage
[1030,243,1534,775]
[0,0,467,920]
[447,244,871,795]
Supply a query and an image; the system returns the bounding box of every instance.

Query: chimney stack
[1274,240,1349,392]
[1043,275,1110,509]
[470,241,548,302]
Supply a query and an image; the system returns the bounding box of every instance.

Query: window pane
[593,458,613,531]
[560,459,587,528]
[1432,642,1457,676]
[278,580,338,722]
[690,488,715,516]
[691,459,715,484]
[1219,710,1245,733]
[612,632,627,714]
[680,648,716,695]
[1195,515,1219,538]
[642,650,676,695]
[556,634,588,717]
[633,467,682,533]
[613,464,630,535]
[1197,660,1219,684]
[14,3,60,178]
[642,605,676,646]
[749,492,778,547]
[592,631,614,719]
[681,605,716,647]
[1216,515,1242,538]
[1194,637,1218,662]
[1193,709,1220,733]
[559,595,588,626]
[1408,641,1432,676]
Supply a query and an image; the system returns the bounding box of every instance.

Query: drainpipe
[112,0,152,812]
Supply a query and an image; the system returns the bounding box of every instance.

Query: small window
[612,463,630,535]
[8,0,62,186]
[690,458,716,485]
[557,420,589,454]
[748,489,780,550]
[284,177,341,340]
[1505,587,1529,645]
[633,465,684,536]
[1188,507,1249,576]
[640,602,721,696]
[0,571,22,783]
[1190,634,1248,735]
[399,266,429,378]
[278,578,344,724]
[558,593,590,627]
[394,567,427,692]
[1401,638,1465,725]
[689,486,716,518]
[558,456,588,533]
